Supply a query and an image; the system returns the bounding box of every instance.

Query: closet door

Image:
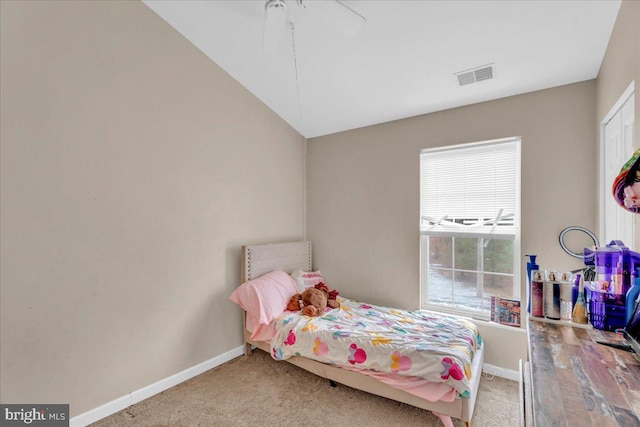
[603,94,635,246]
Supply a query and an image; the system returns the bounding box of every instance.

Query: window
[420,137,521,320]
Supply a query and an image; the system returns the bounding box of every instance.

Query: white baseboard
[482,363,519,382]
[70,345,244,427]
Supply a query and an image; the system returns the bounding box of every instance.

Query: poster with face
[613,148,640,213]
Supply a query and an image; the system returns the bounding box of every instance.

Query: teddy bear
[314,282,340,309]
[286,282,340,317]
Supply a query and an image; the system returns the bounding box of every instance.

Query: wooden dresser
[524,318,640,426]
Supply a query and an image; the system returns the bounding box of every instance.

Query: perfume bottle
[545,271,561,320]
[560,272,573,321]
[572,273,581,308]
[572,275,588,324]
[530,270,544,317]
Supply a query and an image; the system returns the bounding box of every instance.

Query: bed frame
[240,241,482,427]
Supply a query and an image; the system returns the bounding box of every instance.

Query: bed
[233,241,483,427]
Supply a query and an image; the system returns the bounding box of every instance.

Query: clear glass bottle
[572,275,588,324]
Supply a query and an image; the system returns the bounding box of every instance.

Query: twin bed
[232,241,484,427]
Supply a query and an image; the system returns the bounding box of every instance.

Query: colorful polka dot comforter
[271,298,482,398]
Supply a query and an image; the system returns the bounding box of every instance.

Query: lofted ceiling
[142,0,621,138]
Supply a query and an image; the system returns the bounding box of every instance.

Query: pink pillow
[229,270,298,325]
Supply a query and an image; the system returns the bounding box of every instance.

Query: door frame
[599,80,635,244]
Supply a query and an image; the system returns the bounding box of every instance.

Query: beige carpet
[92,349,519,427]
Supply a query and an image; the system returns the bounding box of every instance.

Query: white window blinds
[420,137,520,237]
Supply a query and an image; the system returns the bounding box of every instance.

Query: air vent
[455,64,495,86]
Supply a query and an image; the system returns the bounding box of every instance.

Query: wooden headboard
[241,241,312,282]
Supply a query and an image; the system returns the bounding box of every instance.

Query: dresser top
[528,318,640,426]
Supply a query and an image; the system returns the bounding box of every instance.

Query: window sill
[421,305,526,332]
[420,304,491,322]
[473,318,527,333]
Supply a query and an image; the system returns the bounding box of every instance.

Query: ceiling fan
[263,0,366,53]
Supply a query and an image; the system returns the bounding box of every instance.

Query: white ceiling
[143,0,621,138]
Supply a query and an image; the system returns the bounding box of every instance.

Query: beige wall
[307,81,597,370]
[0,0,304,416]
[595,0,640,245]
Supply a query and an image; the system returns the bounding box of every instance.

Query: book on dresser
[491,296,521,327]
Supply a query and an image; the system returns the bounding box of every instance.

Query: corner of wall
[303,137,308,241]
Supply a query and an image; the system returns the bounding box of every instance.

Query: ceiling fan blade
[263,0,287,53]
[300,0,365,37]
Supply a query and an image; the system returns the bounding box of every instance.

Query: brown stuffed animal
[301,287,327,316]
[314,282,340,309]
[286,287,329,317]
[286,294,303,312]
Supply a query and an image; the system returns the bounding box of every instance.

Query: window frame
[419,137,521,320]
